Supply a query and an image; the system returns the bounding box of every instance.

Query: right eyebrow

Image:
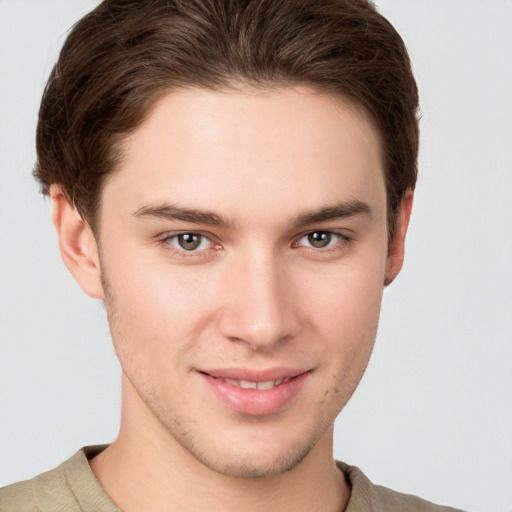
[132,202,235,229]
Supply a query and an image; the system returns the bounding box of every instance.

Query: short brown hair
[34,0,419,236]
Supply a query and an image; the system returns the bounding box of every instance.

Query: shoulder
[0,464,72,512]
[0,446,117,512]
[338,461,467,512]
[0,479,36,512]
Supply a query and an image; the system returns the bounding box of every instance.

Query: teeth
[257,380,275,390]
[221,377,292,389]
[239,380,258,389]
[224,378,241,387]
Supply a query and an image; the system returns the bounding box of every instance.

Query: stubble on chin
[157,411,334,479]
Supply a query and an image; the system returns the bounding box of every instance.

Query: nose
[218,250,300,349]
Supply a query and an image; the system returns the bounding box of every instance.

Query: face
[88,87,401,478]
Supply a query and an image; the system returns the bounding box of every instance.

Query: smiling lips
[221,376,292,390]
[200,368,309,416]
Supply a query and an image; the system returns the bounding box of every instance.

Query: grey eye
[178,233,202,250]
[298,231,343,249]
[307,232,332,248]
[168,233,212,251]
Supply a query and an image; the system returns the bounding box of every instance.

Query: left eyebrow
[291,200,372,229]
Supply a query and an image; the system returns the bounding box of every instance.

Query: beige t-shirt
[0,445,465,511]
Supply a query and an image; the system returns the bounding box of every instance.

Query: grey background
[1,1,511,511]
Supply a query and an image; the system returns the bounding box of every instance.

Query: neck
[90,377,350,512]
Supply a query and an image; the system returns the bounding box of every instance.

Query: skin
[51,87,413,512]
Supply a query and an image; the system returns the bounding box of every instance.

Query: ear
[385,189,414,286]
[50,185,105,299]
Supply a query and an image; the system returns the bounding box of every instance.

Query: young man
[0,1,465,510]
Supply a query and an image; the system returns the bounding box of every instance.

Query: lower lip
[201,372,309,416]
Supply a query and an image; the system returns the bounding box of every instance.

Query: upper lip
[199,367,310,382]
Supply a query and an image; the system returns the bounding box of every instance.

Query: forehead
[103,87,386,224]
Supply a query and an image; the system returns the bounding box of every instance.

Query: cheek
[314,284,381,385]
[300,256,385,341]
[100,248,219,367]
[311,281,381,411]
[298,253,385,392]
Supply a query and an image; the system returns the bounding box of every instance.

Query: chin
[194,443,313,479]
[169,417,328,479]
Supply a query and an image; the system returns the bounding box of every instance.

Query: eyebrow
[133,199,371,229]
[291,200,372,228]
[133,203,234,228]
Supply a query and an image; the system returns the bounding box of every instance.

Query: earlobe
[50,186,105,299]
[384,189,414,286]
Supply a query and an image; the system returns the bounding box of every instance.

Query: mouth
[198,368,310,416]
[214,376,293,390]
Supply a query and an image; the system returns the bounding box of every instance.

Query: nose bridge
[220,246,297,348]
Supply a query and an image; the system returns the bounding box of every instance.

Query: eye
[296,231,345,249]
[165,232,214,252]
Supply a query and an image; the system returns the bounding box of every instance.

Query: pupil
[308,231,331,248]
[179,233,201,250]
